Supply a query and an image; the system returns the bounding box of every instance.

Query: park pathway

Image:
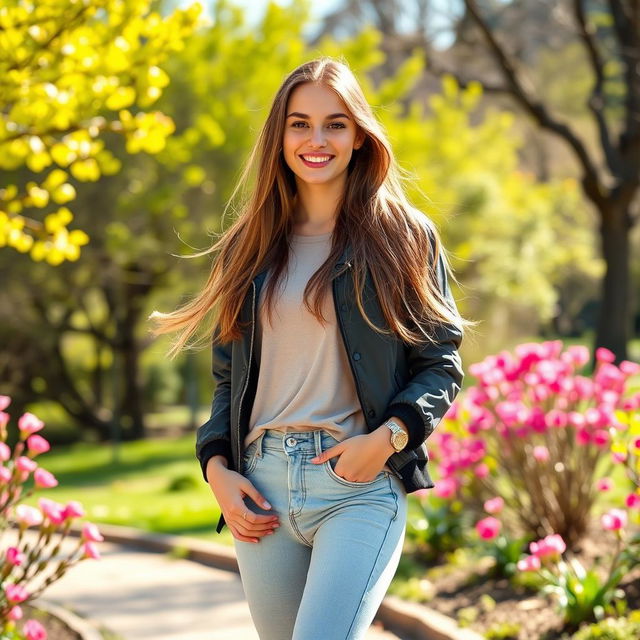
[24,531,404,640]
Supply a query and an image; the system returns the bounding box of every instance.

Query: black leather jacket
[196,239,464,533]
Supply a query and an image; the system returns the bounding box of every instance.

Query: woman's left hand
[310,430,393,483]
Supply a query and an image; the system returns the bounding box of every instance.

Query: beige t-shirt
[246,231,377,457]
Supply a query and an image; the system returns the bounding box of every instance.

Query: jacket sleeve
[382,245,464,451]
[195,330,234,482]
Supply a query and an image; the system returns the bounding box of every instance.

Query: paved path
[23,532,403,640]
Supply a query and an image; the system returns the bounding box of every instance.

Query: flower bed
[391,342,640,640]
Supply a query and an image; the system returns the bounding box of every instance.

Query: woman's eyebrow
[286,112,351,120]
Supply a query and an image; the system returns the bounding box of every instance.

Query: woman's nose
[309,128,326,148]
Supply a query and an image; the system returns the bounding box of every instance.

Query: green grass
[20,434,236,546]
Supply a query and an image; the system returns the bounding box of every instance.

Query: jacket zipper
[236,280,256,471]
[332,264,403,480]
[332,263,374,432]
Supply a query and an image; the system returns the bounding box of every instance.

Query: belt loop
[313,430,322,457]
[256,430,265,457]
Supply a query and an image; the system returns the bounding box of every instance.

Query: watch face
[392,431,408,449]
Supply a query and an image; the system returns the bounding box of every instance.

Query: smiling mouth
[300,154,334,167]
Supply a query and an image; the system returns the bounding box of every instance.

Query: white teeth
[302,155,331,163]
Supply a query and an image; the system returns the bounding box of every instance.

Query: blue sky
[176,0,459,48]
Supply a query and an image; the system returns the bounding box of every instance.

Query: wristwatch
[384,419,409,452]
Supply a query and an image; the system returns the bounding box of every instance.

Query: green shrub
[166,474,199,492]
[484,621,521,639]
[570,611,640,640]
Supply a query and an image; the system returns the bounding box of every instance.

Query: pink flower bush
[0,396,103,637]
[515,508,639,626]
[516,555,541,572]
[429,341,640,545]
[476,516,501,540]
[601,508,627,531]
[529,533,566,559]
[483,497,504,514]
[23,619,46,640]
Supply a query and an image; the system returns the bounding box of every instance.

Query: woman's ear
[354,129,365,151]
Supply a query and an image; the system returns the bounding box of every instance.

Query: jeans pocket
[241,441,260,476]
[323,453,389,488]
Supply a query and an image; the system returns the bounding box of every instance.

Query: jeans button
[286,437,297,447]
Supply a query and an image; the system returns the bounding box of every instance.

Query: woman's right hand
[206,457,280,543]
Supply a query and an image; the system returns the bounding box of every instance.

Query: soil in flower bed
[403,520,640,640]
[20,604,83,640]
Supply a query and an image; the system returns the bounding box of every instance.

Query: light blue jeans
[233,429,408,640]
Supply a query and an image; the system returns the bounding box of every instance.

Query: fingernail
[267,530,274,535]
[252,539,259,544]
[263,501,271,509]
[310,457,319,463]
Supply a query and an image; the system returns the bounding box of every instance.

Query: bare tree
[459,0,639,362]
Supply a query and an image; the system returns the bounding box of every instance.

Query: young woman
[151,57,468,640]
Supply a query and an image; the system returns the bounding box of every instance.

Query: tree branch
[573,0,620,175]
[463,0,606,208]
[607,0,640,144]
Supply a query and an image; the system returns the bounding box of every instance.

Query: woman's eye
[289,121,346,129]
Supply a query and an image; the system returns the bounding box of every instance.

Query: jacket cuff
[198,439,232,482]
[382,403,428,451]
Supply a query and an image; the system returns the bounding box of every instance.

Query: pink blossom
[476,516,501,540]
[620,360,640,376]
[14,504,43,527]
[532,446,550,462]
[34,468,58,489]
[26,434,50,456]
[5,583,29,603]
[15,456,37,473]
[484,497,504,514]
[81,521,104,542]
[83,541,101,560]
[596,477,613,492]
[23,619,47,640]
[596,347,616,363]
[546,410,567,428]
[0,442,10,462]
[622,397,639,411]
[6,546,25,566]
[530,534,566,558]
[39,497,67,525]
[593,430,610,448]
[601,508,627,531]
[612,451,627,463]
[8,605,23,621]
[563,345,590,368]
[444,402,461,421]
[517,555,542,572]
[0,466,12,484]
[434,477,457,498]
[17,413,44,437]
[0,396,10,411]
[63,500,85,519]
[625,493,640,509]
[634,438,640,450]
[577,428,591,445]
[568,411,586,428]
[474,463,490,478]
[0,412,8,430]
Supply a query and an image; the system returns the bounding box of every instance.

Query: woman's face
[282,82,364,188]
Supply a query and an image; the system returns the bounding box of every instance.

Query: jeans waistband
[257,429,337,454]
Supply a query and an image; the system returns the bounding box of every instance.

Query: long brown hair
[150,57,471,358]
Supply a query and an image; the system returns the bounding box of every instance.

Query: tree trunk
[595,203,631,364]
